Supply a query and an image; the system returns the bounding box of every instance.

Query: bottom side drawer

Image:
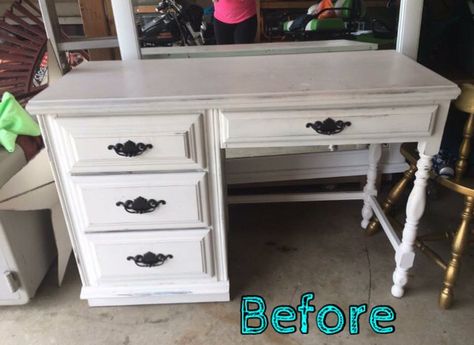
[84,229,215,285]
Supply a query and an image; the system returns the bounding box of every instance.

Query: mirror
[133,0,400,56]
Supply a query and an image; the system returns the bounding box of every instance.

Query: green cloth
[0,92,41,152]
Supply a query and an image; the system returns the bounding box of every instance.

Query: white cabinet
[37,110,228,306]
[29,50,459,306]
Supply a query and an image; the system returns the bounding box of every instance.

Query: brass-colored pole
[439,195,474,309]
[417,232,452,242]
[387,214,448,271]
[415,240,447,271]
[366,164,417,236]
[455,113,474,180]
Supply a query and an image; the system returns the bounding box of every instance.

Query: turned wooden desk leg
[366,163,417,236]
[439,195,474,309]
[392,147,432,298]
[361,144,382,229]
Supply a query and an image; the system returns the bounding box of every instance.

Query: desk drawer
[71,172,209,232]
[220,105,438,147]
[85,229,214,285]
[53,113,205,173]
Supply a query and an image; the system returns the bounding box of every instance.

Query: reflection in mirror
[135,0,214,47]
[133,0,400,49]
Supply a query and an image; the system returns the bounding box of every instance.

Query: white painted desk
[28,50,460,306]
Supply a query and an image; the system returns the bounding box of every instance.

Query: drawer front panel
[54,113,205,173]
[220,105,438,147]
[71,173,209,232]
[85,229,214,285]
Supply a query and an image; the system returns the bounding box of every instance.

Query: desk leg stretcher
[361,144,383,228]
[228,143,433,301]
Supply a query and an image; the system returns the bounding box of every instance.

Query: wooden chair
[0,0,89,105]
[0,0,48,106]
[367,83,474,309]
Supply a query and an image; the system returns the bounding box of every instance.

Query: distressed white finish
[368,195,400,250]
[38,0,119,71]
[85,229,215,285]
[27,51,458,115]
[58,37,119,51]
[71,172,210,232]
[361,144,383,228]
[38,0,68,72]
[220,106,438,148]
[142,40,377,59]
[28,50,459,306]
[143,40,382,184]
[53,114,206,174]
[110,0,141,60]
[392,144,432,298]
[397,0,424,60]
[82,280,230,306]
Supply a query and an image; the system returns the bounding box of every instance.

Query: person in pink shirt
[213,0,257,44]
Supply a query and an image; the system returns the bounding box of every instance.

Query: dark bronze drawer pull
[116,196,166,214]
[306,118,351,135]
[108,140,153,157]
[127,252,173,267]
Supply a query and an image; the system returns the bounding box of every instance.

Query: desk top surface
[28,50,459,113]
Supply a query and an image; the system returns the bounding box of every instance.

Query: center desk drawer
[53,113,205,173]
[70,172,210,232]
[85,229,214,285]
[220,105,438,147]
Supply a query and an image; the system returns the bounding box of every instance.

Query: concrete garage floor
[1,189,473,345]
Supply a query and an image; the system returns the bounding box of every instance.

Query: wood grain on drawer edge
[70,172,210,232]
[219,105,438,148]
[51,113,205,174]
[84,229,215,285]
[80,280,230,306]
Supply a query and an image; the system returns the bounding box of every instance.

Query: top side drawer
[50,113,206,174]
[219,105,438,148]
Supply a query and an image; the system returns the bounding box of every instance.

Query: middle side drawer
[69,172,210,232]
